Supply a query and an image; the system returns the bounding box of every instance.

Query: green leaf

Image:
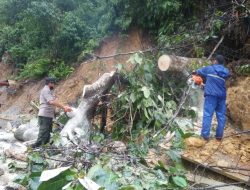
[157,95,164,105]
[167,150,181,163]
[29,177,41,190]
[130,93,136,103]
[39,167,71,182]
[143,108,150,119]
[28,153,44,164]
[141,86,150,98]
[38,167,76,190]
[145,73,152,81]
[87,165,119,190]
[78,177,101,190]
[172,176,188,188]
[134,53,143,65]
[116,63,123,71]
[119,185,143,190]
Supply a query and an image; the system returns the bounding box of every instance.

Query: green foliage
[18,58,50,79]
[15,152,48,189]
[49,61,74,80]
[112,53,179,139]
[235,64,250,75]
[0,0,224,80]
[189,60,210,72]
[38,167,77,190]
[172,176,188,188]
[0,0,132,79]
[87,165,119,190]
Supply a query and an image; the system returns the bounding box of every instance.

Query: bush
[49,61,74,80]
[18,58,51,79]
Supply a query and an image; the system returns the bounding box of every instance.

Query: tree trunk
[158,55,205,121]
[158,55,205,76]
[60,71,117,146]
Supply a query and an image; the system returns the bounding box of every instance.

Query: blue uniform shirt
[196,64,230,99]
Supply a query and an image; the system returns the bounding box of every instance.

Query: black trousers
[35,116,53,146]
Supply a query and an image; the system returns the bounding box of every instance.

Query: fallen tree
[60,71,117,145]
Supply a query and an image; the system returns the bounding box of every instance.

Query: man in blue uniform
[196,55,230,140]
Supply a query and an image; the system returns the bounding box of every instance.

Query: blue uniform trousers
[201,95,226,139]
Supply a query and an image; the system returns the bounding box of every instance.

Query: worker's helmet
[45,77,56,85]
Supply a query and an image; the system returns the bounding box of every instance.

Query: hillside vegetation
[2,0,249,79]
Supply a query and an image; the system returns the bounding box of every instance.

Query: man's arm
[196,66,209,78]
[43,88,72,112]
[48,100,72,112]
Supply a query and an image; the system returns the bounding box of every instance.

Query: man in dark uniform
[33,77,72,147]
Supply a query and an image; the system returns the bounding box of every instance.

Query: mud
[183,127,250,180]
[227,76,250,130]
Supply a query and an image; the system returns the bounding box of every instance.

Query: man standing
[33,77,72,148]
[195,55,230,141]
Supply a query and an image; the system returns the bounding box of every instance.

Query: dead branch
[190,182,245,190]
[152,85,191,138]
[207,35,225,60]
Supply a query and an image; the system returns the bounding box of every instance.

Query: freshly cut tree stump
[158,54,206,122]
[60,71,117,145]
[158,55,205,75]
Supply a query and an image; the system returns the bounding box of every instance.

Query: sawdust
[183,127,250,178]
[227,76,250,130]
[185,137,206,148]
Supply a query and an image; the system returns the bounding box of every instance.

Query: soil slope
[227,77,250,130]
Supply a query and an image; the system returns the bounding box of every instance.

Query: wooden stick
[207,35,225,60]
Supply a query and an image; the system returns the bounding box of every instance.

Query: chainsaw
[187,74,204,89]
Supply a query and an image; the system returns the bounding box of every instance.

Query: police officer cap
[45,77,56,84]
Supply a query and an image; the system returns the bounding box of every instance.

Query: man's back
[197,64,229,98]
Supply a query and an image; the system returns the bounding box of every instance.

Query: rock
[10,118,22,129]
[0,106,21,129]
[5,182,26,190]
[2,122,12,131]
[108,141,127,154]
[185,137,206,147]
[14,118,39,142]
[0,131,16,143]
[4,143,27,162]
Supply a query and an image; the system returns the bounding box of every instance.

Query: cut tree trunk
[60,71,117,146]
[158,55,205,76]
[158,54,205,121]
